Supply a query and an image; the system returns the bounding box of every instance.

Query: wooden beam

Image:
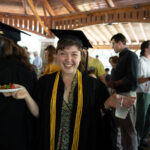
[107,25,118,35]
[53,4,150,29]
[93,44,140,50]
[27,0,50,35]
[128,23,139,44]
[118,23,131,44]
[139,23,147,41]
[60,0,76,13]
[78,28,97,45]
[84,26,103,45]
[22,0,27,15]
[91,25,110,44]
[43,0,55,16]
[42,1,47,23]
[35,0,41,7]
[97,24,112,42]
[89,25,104,44]
[105,0,115,8]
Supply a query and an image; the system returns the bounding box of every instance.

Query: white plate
[0,88,22,93]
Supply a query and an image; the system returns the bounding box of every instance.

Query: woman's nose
[66,54,71,61]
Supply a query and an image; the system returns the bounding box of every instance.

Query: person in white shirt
[33,51,42,76]
[136,40,150,148]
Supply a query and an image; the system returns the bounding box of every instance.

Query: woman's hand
[3,84,30,99]
[104,94,136,109]
[3,84,39,118]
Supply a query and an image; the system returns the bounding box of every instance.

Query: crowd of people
[0,22,150,150]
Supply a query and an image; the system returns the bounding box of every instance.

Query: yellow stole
[50,70,83,150]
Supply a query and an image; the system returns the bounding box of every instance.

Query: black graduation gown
[35,72,117,150]
[0,57,37,150]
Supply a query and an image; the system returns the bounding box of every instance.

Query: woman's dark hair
[109,56,119,64]
[56,38,85,72]
[105,68,109,72]
[140,40,150,57]
[111,33,126,45]
[56,39,82,52]
[0,36,34,70]
[45,45,56,63]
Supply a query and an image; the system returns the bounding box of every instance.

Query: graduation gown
[35,72,117,150]
[0,57,37,150]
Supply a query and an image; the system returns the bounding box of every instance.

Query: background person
[105,68,111,83]
[108,33,138,150]
[136,40,150,149]
[42,45,60,75]
[33,51,42,76]
[88,66,97,78]
[109,56,119,81]
[0,35,38,150]
[96,54,99,60]
[83,49,106,84]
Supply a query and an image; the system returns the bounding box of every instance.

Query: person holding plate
[0,22,38,150]
[4,29,136,150]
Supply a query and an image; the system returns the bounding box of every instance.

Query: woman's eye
[60,52,65,55]
[72,53,78,56]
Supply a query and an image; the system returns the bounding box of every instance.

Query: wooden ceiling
[0,0,150,49]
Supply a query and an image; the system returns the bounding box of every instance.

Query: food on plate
[0,84,15,89]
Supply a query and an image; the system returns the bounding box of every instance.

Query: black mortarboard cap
[0,22,30,43]
[50,29,93,49]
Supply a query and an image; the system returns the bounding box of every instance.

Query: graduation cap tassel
[85,50,88,76]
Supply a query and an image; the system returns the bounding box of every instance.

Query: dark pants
[136,93,150,145]
[116,105,138,150]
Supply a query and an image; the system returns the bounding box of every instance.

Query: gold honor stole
[50,70,83,150]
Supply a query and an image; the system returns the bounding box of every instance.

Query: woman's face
[109,59,116,68]
[44,50,48,60]
[57,45,81,75]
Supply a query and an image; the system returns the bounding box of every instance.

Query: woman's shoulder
[83,75,106,91]
[39,72,57,83]
[86,75,105,85]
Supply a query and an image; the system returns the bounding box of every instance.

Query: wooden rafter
[22,0,27,15]
[107,25,118,35]
[128,23,139,44]
[90,26,104,44]
[53,4,150,29]
[35,0,41,7]
[105,0,115,8]
[91,25,109,44]
[139,23,147,41]
[118,23,131,44]
[43,0,55,16]
[79,28,97,45]
[84,26,103,45]
[42,1,47,23]
[93,44,140,50]
[27,0,50,35]
[60,0,76,13]
[98,25,112,43]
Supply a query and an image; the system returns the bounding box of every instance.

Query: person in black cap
[0,23,38,150]
[4,29,136,150]
[0,21,30,43]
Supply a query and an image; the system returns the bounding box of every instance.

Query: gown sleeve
[95,79,118,150]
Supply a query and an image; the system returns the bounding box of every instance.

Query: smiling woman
[57,45,82,75]
[4,29,137,150]
[33,29,118,150]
